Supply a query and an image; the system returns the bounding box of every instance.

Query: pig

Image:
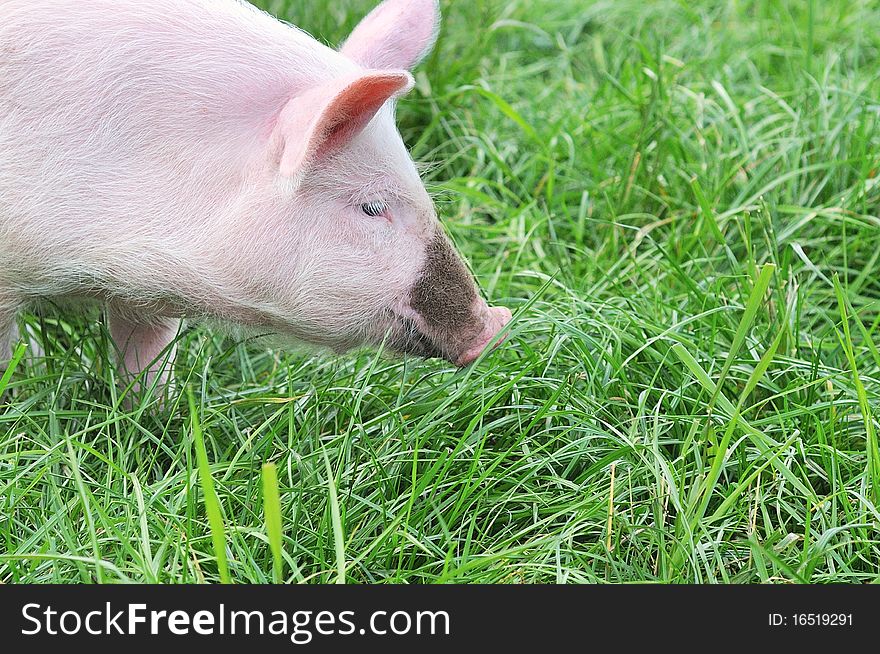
[0,0,511,390]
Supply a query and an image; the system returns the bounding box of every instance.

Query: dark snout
[399,230,511,365]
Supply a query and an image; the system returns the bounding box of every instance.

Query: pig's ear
[275,70,413,178]
[339,0,440,71]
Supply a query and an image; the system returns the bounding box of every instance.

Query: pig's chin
[384,315,446,361]
[381,302,512,366]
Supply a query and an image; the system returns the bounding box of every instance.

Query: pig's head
[258,0,510,366]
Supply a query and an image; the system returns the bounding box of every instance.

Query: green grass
[2,0,880,583]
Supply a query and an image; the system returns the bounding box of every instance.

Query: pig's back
[0,0,354,296]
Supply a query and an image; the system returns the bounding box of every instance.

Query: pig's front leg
[0,322,13,365]
[0,300,21,365]
[107,308,181,393]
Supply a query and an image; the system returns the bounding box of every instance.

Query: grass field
[2,0,880,583]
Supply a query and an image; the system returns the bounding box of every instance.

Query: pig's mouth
[383,304,511,366]
[385,315,446,360]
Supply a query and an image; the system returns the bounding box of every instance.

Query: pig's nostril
[454,305,512,366]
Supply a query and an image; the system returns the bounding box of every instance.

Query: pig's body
[0,0,510,386]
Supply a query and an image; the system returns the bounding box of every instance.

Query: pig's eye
[361,201,387,217]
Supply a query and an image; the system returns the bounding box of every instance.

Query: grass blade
[262,462,285,584]
[708,262,776,410]
[321,447,346,584]
[833,275,880,506]
[188,388,231,584]
[0,341,27,397]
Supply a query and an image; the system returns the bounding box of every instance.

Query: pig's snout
[454,305,512,366]
[400,229,511,366]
